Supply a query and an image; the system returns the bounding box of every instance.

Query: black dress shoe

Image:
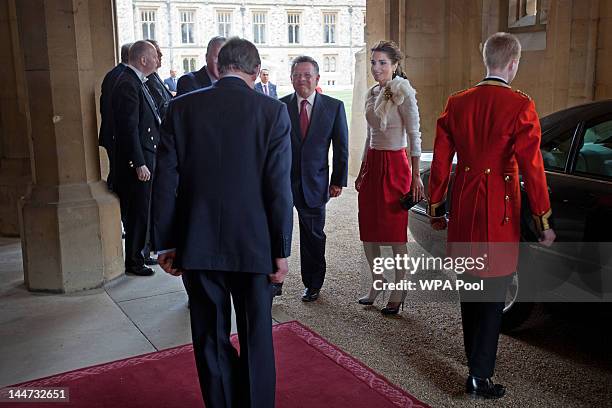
[301,288,320,302]
[126,266,155,276]
[271,283,283,297]
[465,375,506,399]
[144,256,158,266]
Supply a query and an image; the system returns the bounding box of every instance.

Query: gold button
[504,216,510,222]
[504,175,511,181]
[464,166,470,171]
[150,136,154,140]
[505,195,510,201]
[147,128,151,132]
[154,145,157,149]
[484,168,491,174]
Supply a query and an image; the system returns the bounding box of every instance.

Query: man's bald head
[128,41,158,76]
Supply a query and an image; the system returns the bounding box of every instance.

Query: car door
[519,122,581,299]
[567,114,612,300]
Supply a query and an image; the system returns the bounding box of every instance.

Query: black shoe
[144,256,158,266]
[465,375,506,399]
[301,288,320,302]
[271,282,283,297]
[126,266,155,276]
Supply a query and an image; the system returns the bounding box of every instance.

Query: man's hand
[268,258,288,284]
[136,165,151,182]
[430,217,447,230]
[538,228,556,247]
[158,250,182,276]
[329,185,343,198]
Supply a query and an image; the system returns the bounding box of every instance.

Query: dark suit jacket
[280,92,349,208]
[146,72,173,120]
[152,77,293,274]
[176,66,212,96]
[99,63,126,149]
[255,82,278,99]
[164,76,177,92]
[112,67,161,190]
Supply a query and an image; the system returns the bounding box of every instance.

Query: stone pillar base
[19,181,124,293]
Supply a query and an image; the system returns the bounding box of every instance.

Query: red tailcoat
[428,80,552,277]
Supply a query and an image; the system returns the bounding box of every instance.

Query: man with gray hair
[176,36,226,96]
[428,32,555,399]
[99,42,132,191]
[153,37,292,407]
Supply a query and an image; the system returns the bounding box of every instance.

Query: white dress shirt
[296,91,317,120]
[128,65,148,83]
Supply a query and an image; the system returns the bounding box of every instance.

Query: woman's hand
[411,173,425,202]
[355,162,367,192]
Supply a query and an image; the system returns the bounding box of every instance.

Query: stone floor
[1,182,611,407]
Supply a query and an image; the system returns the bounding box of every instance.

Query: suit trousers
[117,174,152,270]
[459,273,511,378]
[182,270,275,408]
[294,186,327,289]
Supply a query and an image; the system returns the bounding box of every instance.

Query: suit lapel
[304,93,326,142]
[287,94,302,146]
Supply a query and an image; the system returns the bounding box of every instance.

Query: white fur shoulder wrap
[373,76,416,131]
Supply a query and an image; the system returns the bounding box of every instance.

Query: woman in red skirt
[355,40,424,315]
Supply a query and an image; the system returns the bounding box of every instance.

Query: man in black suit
[145,39,173,120]
[153,37,293,408]
[280,56,349,302]
[176,36,225,96]
[112,40,161,277]
[99,42,131,191]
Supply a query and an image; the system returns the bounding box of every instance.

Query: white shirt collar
[128,65,148,83]
[296,91,316,107]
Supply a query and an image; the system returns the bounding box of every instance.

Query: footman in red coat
[428,32,556,400]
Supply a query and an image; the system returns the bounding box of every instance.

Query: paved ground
[1,180,611,407]
[274,182,612,408]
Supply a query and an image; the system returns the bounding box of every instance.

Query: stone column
[0,0,31,237]
[17,0,123,292]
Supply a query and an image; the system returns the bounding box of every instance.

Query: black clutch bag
[399,193,423,210]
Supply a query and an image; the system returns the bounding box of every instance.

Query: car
[408,100,612,331]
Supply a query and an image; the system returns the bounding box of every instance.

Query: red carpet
[4,321,428,408]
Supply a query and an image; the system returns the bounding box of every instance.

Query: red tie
[299,99,309,140]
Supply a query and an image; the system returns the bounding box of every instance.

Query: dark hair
[206,36,226,56]
[371,40,407,79]
[217,37,261,75]
[290,56,319,76]
[120,43,132,64]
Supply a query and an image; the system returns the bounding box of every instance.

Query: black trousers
[458,274,511,379]
[117,175,152,270]
[296,204,327,290]
[182,270,275,408]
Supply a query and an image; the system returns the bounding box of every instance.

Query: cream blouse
[362,76,422,161]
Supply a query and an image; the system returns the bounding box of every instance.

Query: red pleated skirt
[358,149,412,243]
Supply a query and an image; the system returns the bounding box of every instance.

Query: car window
[540,128,574,171]
[575,119,612,179]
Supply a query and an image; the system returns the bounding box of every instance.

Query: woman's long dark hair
[371,40,407,79]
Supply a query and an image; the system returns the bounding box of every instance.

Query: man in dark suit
[163,69,178,95]
[145,40,173,120]
[254,68,278,98]
[99,42,131,191]
[153,38,293,408]
[176,36,225,96]
[280,56,349,302]
[112,40,161,277]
